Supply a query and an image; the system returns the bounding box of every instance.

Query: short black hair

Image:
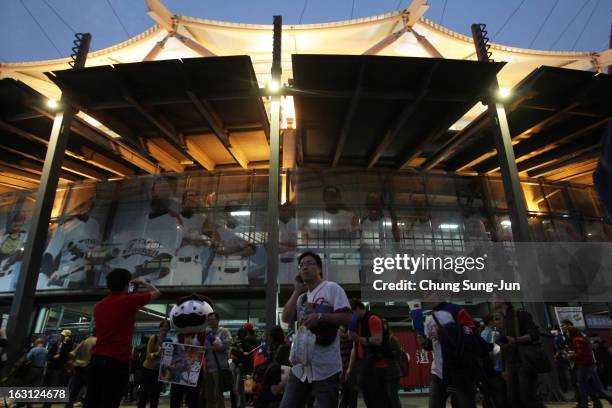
[298,251,322,269]
[106,268,132,292]
[560,319,574,326]
[349,298,365,311]
[483,315,494,326]
[208,312,220,320]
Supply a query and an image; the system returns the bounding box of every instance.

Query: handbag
[289,326,316,366]
[211,348,234,392]
[514,310,552,374]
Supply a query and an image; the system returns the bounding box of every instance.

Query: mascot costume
[168,293,215,408]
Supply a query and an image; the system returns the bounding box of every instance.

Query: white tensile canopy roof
[1,0,610,98]
[0,0,610,178]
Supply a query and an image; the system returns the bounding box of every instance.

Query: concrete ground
[20,396,589,407]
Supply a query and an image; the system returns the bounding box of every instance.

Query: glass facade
[0,169,609,293]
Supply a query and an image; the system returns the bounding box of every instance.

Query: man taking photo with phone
[280,251,351,408]
[84,268,160,408]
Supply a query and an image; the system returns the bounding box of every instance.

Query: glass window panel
[569,186,598,218]
[425,175,457,207]
[486,178,508,210]
[541,184,571,215]
[522,182,548,214]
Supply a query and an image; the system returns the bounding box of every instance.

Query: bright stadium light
[46,99,59,109]
[439,223,459,230]
[309,218,331,225]
[498,88,511,99]
[268,80,280,93]
[230,211,251,216]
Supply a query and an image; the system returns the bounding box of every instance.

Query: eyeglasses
[299,261,318,269]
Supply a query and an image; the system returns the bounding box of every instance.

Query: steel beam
[528,148,601,177]
[4,34,91,374]
[186,91,248,168]
[471,24,530,243]
[368,63,439,168]
[517,135,601,173]
[265,16,282,332]
[473,101,581,173]
[332,65,364,167]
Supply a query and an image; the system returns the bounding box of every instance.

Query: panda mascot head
[170,294,214,334]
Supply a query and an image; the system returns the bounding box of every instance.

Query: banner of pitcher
[0,170,610,293]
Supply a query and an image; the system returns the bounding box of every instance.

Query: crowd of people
[9,255,612,408]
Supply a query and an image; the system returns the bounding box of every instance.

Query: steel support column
[265,16,282,332]
[472,23,550,344]
[4,33,91,373]
[471,24,530,243]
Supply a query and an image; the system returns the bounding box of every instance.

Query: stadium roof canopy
[0,0,610,190]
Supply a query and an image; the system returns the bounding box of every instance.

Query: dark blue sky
[0,0,610,62]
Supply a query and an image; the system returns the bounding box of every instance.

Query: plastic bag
[289,326,316,366]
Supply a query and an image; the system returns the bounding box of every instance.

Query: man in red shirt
[347,299,399,408]
[84,268,160,408]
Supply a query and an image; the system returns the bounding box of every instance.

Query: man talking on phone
[84,268,160,408]
[280,251,352,408]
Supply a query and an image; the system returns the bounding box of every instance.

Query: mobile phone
[295,275,304,284]
[128,283,135,293]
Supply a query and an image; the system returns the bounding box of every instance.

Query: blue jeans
[279,372,339,408]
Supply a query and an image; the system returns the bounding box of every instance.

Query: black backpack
[361,312,393,359]
[431,313,483,383]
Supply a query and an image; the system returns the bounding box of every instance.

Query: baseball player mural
[0,212,28,292]
[39,197,101,289]
[175,190,214,285]
[107,181,183,286]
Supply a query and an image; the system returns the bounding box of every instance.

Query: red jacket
[570,336,594,368]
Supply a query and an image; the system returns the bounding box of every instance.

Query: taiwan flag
[253,346,266,368]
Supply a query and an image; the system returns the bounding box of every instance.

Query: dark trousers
[42,367,69,408]
[481,374,507,408]
[362,368,387,408]
[385,375,402,408]
[138,367,162,408]
[279,372,339,408]
[67,366,90,406]
[505,364,543,408]
[576,366,612,408]
[170,383,200,408]
[83,354,129,408]
[338,373,357,408]
[428,374,476,408]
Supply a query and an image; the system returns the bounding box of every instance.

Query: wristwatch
[316,312,323,322]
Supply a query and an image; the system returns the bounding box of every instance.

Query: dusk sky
[0,0,610,63]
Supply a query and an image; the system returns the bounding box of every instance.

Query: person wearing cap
[42,329,74,408]
[66,329,97,408]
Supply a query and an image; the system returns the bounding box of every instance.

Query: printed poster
[554,306,586,329]
[158,342,205,387]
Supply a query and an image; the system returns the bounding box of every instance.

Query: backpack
[431,313,483,383]
[361,312,392,359]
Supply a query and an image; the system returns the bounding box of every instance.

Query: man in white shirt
[108,196,182,286]
[0,213,27,292]
[280,251,352,408]
[175,190,213,285]
[40,198,101,289]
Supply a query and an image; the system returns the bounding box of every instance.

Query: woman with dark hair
[567,326,612,408]
[138,319,172,408]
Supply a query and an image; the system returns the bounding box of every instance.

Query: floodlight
[498,88,511,99]
[268,80,280,93]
